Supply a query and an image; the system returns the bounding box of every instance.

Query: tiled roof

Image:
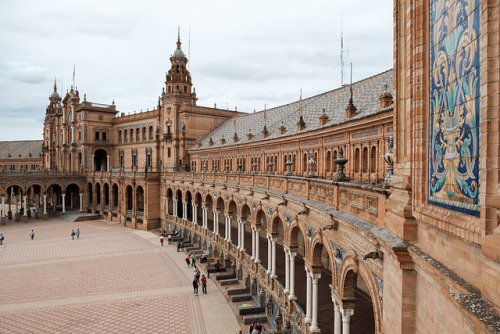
[190,69,393,151]
[0,140,43,159]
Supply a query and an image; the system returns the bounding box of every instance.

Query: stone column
[224,214,228,240]
[310,273,321,332]
[91,154,95,171]
[43,195,47,220]
[284,249,290,294]
[202,207,207,228]
[305,267,312,324]
[193,204,198,224]
[61,194,66,213]
[173,199,177,217]
[289,252,297,299]
[227,216,232,242]
[267,236,272,275]
[79,193,83,212]
[106,155,110,171]
[23,196,28,216]
[240,220,245,252]
[182,201,187,220]
[271,238,277,278]
[1,197,5,225]
[165,197,169,215]
[251,227,256,260]
[213,210,217,233]
[237,218,242,249]
[341,308,354,334]
[333,299,341,334]
[255,228,261,263]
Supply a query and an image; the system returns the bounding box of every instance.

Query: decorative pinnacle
[53,77,57,92]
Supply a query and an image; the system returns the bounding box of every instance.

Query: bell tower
[162,29,197,105]
[43,79,62,169]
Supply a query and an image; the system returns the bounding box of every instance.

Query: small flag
[298,90,302,116]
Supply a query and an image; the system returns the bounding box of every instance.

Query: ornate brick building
[0,0,499,332]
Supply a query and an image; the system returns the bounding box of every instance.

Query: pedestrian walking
[167,234,172,245]
[191,254,196,267]
[71,230,75,240]
[177,241,180,252]
[0,233,4,245]
[160,235,164,246]
[207,263,211,278]
[76,229,80,239]
[192,278,199,295]
[30,230,34,240]
[201,274,207,294]
[185,255,191,266]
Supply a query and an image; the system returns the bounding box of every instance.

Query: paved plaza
[0,217,242,334]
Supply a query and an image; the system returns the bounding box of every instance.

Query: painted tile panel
[428,0,481,216]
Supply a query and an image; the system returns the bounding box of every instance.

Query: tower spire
[54,77,57,92]
[177,26,181,50]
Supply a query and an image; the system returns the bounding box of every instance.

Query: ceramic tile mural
[428,0,481,216]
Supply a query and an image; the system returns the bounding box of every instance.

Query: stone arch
[338,254,359,298]
[185,190,193,221]
[112,183,119,209]
[136,185,144,213]
[288,219,308,252]
[65,183,81,211]
[175,189,183,218]
[125,185,133,212]
[93,148,109,172]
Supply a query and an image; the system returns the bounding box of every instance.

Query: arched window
[130,129,134,142]
[333,150,338,172]
[124,130,128,143]
[326,151,331,172]
[354,148,360,172]
[136,128,140,142]
[370,146,377,173]
[142,127,146,141]
[118,130,122,143]
[362,147,368,172]
[303,153,308,172]
[149,126,154,140]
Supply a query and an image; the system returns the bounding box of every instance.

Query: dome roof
[172,48,186,58]
[50,91,60,98]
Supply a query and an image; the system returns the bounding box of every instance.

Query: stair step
[226,287,250,295]
[231,294,254,302]
[239,305,265,316]
[216,272,236,280]
[220,279,239,286]
[242,314,268,324]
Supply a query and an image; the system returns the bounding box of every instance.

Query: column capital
[290,251,297,258]
[341,308,354,320]
[311,273,321,282]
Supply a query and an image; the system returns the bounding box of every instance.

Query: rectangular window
[167,147,171,158]
[102,132,107,141]
[95,132,99,140]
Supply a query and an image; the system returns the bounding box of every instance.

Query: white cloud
[0,0,393,141]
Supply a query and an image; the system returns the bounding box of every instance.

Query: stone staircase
[60,210,101,222]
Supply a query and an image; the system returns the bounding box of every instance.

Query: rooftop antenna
[188,25,191,71]
[340,14,349,87]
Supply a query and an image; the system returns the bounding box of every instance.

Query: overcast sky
[0,0,393,141]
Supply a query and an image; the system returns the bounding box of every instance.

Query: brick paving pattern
[0,218,241,334]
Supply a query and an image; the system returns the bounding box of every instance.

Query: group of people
[0,228,82,244]
[248,322,265,334]
[186,254,207,295]
[70,229,80,240]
